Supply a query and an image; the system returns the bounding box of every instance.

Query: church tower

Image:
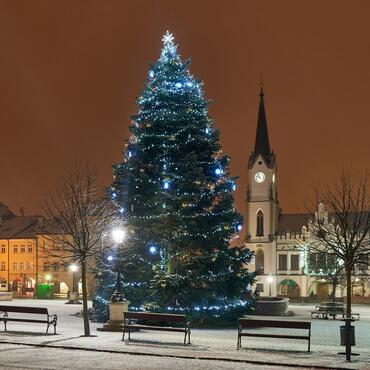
[246,84,280,296]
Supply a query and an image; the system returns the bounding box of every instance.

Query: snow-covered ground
[0,299,369,369]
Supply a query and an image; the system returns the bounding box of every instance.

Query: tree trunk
[332,281,336,304]
[81,260,91,336]
[345,266,352,362]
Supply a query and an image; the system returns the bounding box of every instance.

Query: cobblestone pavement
[0,299,369,369]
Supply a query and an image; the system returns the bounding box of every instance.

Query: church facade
[245,86,369,300]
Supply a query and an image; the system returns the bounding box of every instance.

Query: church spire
[254,83,271,157]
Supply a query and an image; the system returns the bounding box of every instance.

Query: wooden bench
[311,303,360,321]
[0,305,57,334]
[122,312,191,345]
[237,318,311,351]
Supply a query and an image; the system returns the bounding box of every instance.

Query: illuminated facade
[245,87,369,300]
[0,203,94,297]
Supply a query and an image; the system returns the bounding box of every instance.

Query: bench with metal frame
[237,318,311,351]
[0,305,57,334]
[311,302,360,321]
[122,312,191,345]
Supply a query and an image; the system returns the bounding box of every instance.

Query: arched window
[256,210,264,237]
[255,248,264,274]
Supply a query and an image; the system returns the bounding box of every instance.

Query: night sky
[1,1,369,217]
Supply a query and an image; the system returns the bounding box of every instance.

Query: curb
[0,340,354,370]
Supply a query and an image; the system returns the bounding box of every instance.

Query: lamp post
[66,264,81,304]
[98,227,130,332]
[267,275,273,297]
[110,228,126,302]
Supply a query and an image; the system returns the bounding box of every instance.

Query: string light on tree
[93,30,254,323]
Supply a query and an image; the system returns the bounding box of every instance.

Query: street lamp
[70,264,78,295]
[267,275,273,297]
[110,227,126,303]
[45,274,51,284]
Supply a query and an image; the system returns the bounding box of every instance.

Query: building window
[256,283,264,293]
[13,262,18,271]
[255,249,264,274]
[309,253,317,271]
[256,210,264,237]
[278,254,288,271]
[20,245,26,253]
[20,262,25,271]
[290,254,299,270]
[53,263,58,272]
[1,245,5,253]
[26,262,33,271]
[63,264,68,272]
[13,245,18,253]
[0,261,5,271]
[43,262,49,272]
[28,245,33,253]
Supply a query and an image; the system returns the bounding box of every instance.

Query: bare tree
[307,169,370,361]
[308,251,346,303]
[41,167,116,336]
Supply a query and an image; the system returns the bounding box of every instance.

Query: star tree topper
[162,31,174,45]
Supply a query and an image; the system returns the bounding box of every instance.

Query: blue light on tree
[237,224,242,231]
[163,180,170,190]
[232,183,237,191]
[215,168,222,176]
[175,82,182,88]
[186,81,193,87]
[149,70,155,79]
[149,245,157,254]
[107,255,113,262]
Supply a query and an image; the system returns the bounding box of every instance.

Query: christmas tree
[94,31,254,323]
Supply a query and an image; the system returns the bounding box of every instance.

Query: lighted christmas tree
[94,31,254,323]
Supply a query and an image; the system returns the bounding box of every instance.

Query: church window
[290,255,299,270]
[255,249,264,274]
[256,210,264,237]
[278,254,287,271]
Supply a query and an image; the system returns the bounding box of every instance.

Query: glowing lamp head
[45,274,51,282]
[112,228,126,244]
[70,264,78,272]
[267,275,273,283]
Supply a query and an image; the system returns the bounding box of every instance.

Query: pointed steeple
[254,83,271,157]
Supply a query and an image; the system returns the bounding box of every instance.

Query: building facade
[0,203,94,297]
[245,86,369,300]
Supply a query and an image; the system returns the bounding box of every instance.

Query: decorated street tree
[97,32,254,323]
